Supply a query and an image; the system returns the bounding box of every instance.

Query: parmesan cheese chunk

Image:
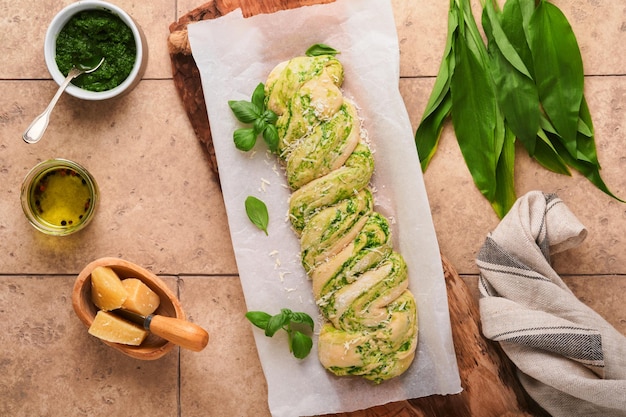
[88,310,148,346]
[90,266,128,311]
[121,278,161,316]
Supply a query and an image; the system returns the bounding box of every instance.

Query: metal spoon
[23,57,105,144]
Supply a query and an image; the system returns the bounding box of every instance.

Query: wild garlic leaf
[548,136,624,203]
[245,196,269,235]
[415,92,452,172]
[416,0,623,217]
[228,100,261,124]
[491,127,517,218]
[451,29,500,203]
[415,6,457,172]
[482,0,533,80]
[575,97,598,164]
[528,1,584,155]
[422,6,458,119]
[532,130,571,176]
[500,0,535,72]
[305,44,339,57]
[482,1,540,153]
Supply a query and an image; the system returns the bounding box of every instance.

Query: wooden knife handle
[147,315,209,352]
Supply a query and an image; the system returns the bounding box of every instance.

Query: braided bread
[265,54,418,383]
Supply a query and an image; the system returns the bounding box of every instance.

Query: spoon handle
[23,68,82,144]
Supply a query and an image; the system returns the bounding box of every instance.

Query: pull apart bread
[264,54,418,383]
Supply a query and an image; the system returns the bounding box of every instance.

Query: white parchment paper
[188,1,462,415]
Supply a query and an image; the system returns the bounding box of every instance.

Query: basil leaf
[246,308,314,359]
[233,128,257,151]
[228,100,261,124]
[245,311,272,330]
[251,83,266,112]
[245,196,269,235]
[265,311,290,337]
[305,44,339,57]
[289,311,314,331]
[253,117,267,136]
[262,124,279,153]
[290,331,313,359]
[528,1,584,156]
[262,109,278,125]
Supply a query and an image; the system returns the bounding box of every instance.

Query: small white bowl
[44,0,148,100]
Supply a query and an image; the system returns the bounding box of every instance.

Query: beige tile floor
[0,0,624,415]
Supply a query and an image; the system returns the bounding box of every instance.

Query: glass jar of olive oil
[21,159,99,236]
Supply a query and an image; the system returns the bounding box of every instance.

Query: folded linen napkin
[476,191,626,417]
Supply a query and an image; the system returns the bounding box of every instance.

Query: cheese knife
[114,309,209,352]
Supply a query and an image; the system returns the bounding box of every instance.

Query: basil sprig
[229,83,278,152]
[245,196,269,235]
[415,0,623,218]
[246,308,314,359]
[229,45,340,154]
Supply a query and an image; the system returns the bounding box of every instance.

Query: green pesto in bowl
[55,10,136,92]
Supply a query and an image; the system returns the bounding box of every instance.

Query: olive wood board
[167,1,550,416]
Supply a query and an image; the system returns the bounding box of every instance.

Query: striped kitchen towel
[476,191,626,417]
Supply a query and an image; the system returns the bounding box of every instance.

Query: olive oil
[21,159,98,235]
[30,167,91,227]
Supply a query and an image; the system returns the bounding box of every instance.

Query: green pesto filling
[55,10,136,92]
[316,213,393,318]
[289,143,374,232]
[300,190,373,272]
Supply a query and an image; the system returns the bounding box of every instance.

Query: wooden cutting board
[167,2,550,416]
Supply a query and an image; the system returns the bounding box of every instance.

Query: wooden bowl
[72,257,184,360]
